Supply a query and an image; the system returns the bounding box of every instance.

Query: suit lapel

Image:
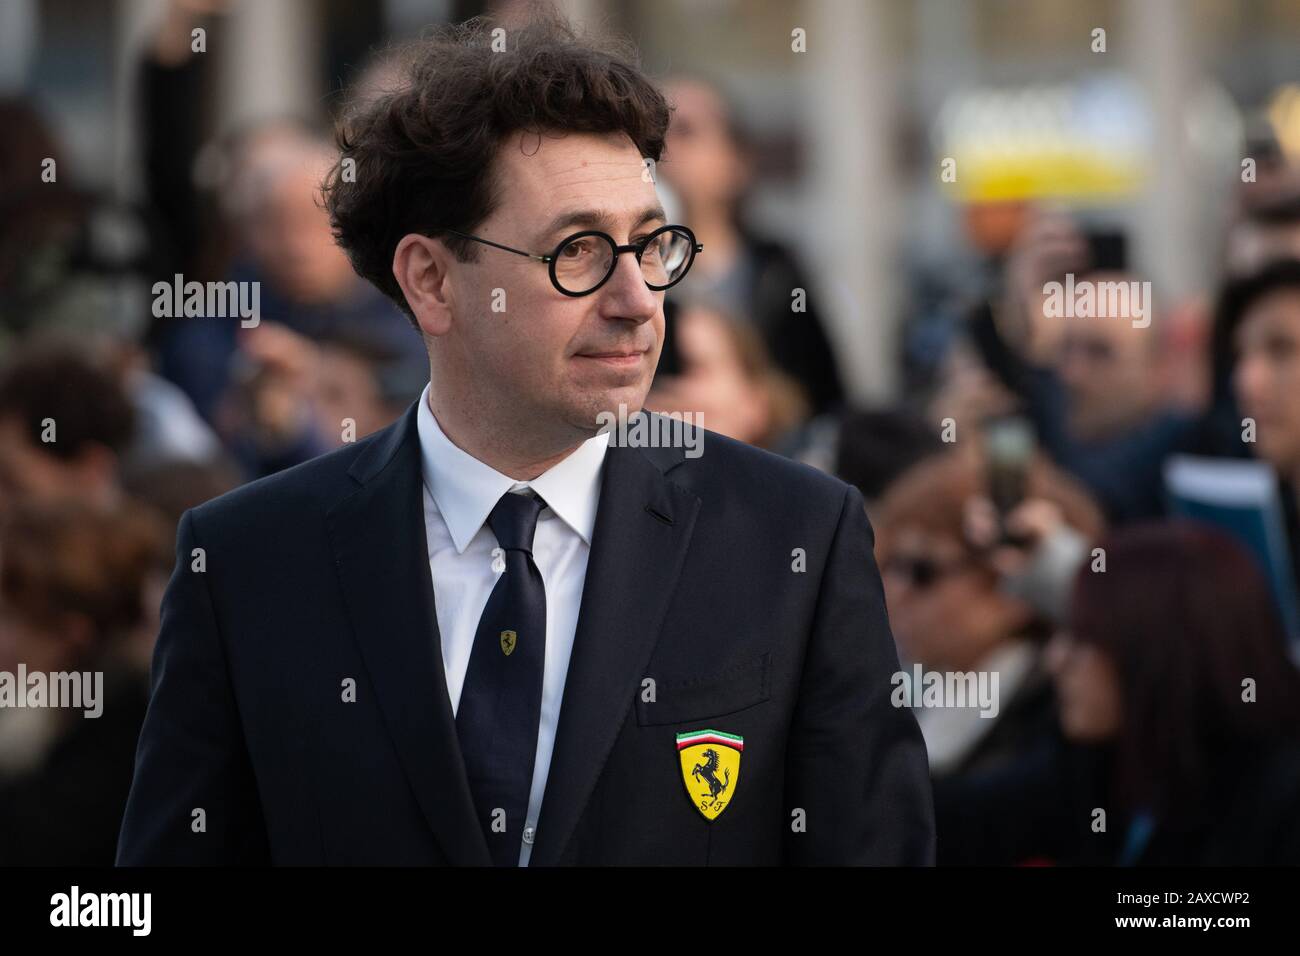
[529,438,701,865]
[325,401,491,865]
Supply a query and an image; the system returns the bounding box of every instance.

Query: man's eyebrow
[538,205,668,242]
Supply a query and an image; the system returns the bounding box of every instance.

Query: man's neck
[426,390,584,481]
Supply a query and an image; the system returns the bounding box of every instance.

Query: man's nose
[597,251,659,322]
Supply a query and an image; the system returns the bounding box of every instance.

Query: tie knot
[487,490,545,554]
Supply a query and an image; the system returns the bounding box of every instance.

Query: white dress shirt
[415,382,609,865]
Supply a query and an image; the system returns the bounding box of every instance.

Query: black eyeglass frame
[441,224,703,298]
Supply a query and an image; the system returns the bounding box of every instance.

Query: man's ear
[393,233,456,337]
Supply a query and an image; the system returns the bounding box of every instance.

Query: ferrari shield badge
[677,729,743,820]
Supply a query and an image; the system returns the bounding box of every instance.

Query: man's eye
[561,240,593,258]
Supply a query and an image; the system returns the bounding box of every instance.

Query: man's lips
[574,348,649,366]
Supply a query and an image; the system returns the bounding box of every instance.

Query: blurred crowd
[2,2,1300,865]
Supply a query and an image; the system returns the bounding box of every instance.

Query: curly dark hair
[322,9,672,325]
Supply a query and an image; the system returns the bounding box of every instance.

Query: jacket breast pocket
[635,652,772,727]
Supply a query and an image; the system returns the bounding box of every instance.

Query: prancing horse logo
[692,749,730,801]
[676,729,743,821]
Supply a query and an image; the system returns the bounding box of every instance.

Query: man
[117,13,933,866]
[155,122,427,456]
[1041,271,1198,523]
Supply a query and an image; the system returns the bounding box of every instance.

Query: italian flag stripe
[676,729,744,751]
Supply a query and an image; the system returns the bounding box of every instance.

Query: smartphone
[984,415,1035,546]
[1084,229,1127,273]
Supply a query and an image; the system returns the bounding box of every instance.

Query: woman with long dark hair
[1051,522,1300,864]
[936,521,1300,865]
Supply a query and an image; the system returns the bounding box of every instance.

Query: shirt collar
[416,381,609,553]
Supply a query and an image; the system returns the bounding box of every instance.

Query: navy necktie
[456,490,548,866]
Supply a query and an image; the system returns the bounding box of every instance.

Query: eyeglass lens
[552,227,694,294]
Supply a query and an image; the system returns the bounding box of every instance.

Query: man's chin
[565,388,650,434]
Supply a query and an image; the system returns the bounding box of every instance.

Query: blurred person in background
[1224,119,1300,278]
[956,212,1199,522]
[1226,195,1300,279]
[0,97,94,351]
[218,313,430,476]
[119,457,242,673]
[155,120,427,466]
[0,338,222,511]
[0,88,220,476]
[112,338,225,473]
[138,0,232,289]
[658,76,844,414]
[221,312,433,476]
[1052,523,1300,864]
[804,408,945,519]
[927,212,1077,433]
[937,523,1300,865]
[0,344,136,515]
[0,98,136,356]
[311,323,431,448]
[217,321,334,480]
[1046,270,1200,523]
[646,300,808,450]
[0,500,169,865]
[1218,257,1300,599]
[874,447,1104,784]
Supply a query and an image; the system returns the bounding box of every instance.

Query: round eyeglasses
[442,224,703,297]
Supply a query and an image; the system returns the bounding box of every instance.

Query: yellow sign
[500,630,516,656]
[677,729,743,821]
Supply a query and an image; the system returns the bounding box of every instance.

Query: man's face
[443,130,665,440]
[1235,289,1300,474]
[1059,309,1158,440]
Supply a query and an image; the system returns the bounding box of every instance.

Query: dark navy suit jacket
[116,400,934,865]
